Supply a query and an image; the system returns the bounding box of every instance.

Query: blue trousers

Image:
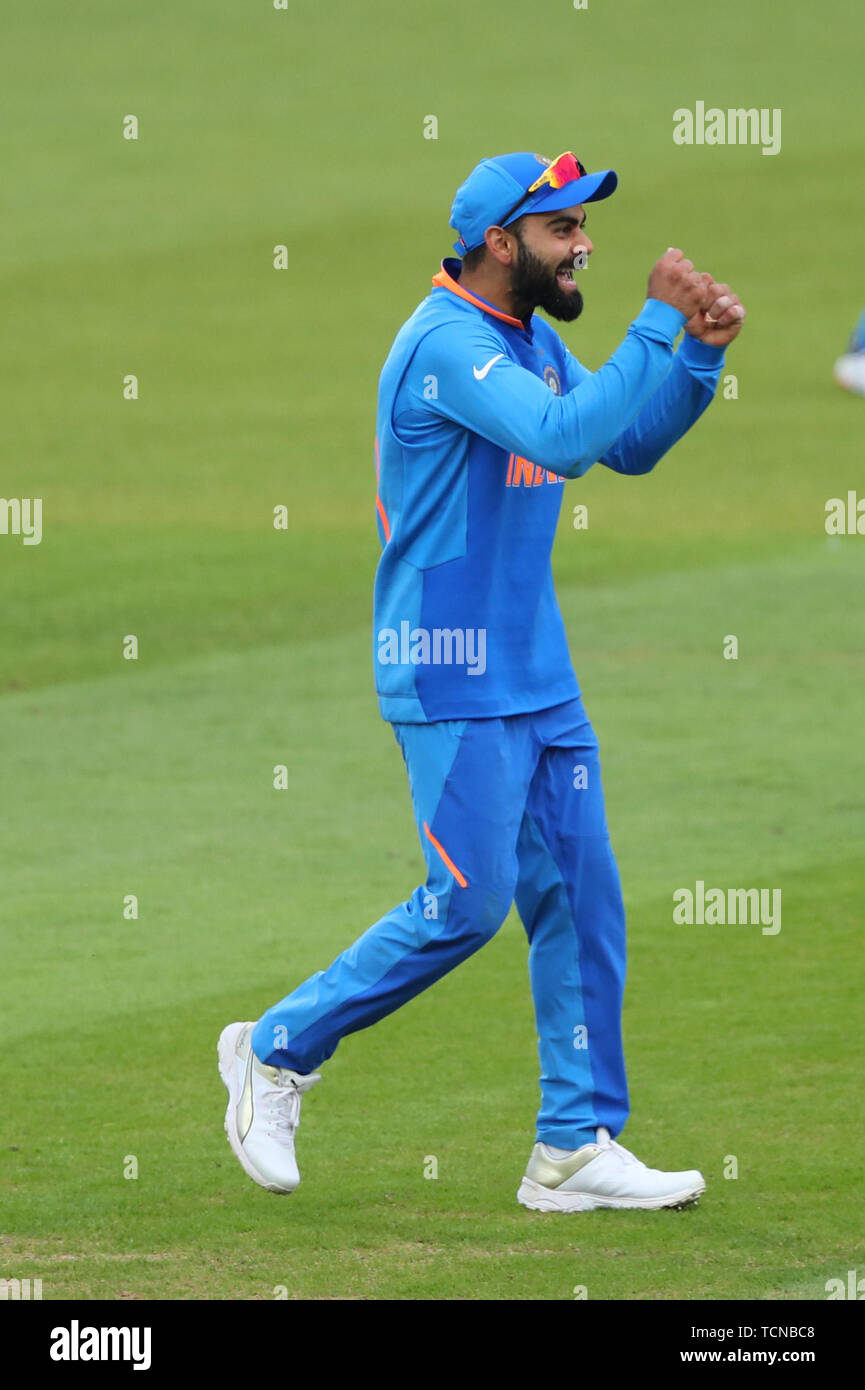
[252,697,629,1148]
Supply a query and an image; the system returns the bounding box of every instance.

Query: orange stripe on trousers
[423,821,468,888]
[375,492,391,541]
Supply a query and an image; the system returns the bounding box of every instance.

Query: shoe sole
[217,1021,297,1195]
[516,1176,706,1212]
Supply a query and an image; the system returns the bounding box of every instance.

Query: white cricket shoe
[218,1021,321,1194]
[517,1127,705,1212]
[834,352,865,397]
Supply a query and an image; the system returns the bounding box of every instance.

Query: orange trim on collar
[431,263,525,329]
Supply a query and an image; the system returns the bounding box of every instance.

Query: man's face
[508,204,594,322]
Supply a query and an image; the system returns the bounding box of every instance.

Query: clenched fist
[647,248,707,320]
[684,272,746,347]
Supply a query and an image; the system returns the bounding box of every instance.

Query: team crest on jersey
[543,365,562,395]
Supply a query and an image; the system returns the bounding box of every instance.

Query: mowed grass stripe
[2,544,863,1296]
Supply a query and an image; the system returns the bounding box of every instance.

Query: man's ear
[484,224,518,267]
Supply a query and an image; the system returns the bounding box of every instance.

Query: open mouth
[556,267,578,289]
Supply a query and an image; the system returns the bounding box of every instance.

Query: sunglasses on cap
[499,151,588,227]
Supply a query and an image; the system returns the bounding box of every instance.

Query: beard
[509,236,584,322]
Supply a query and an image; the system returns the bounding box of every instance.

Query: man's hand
[647,248,708,321]
[684,271,746,347]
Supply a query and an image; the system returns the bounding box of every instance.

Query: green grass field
[2,0,864,1301]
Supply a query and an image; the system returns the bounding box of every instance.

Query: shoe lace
[606,1138,642,1167]
[265,1079,301,1145]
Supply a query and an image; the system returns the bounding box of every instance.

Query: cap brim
[507,168,618,224]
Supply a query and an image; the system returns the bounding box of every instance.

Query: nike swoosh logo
[473,353,504,380]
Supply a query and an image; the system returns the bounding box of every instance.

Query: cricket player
[220,150,746,1211]
[834,309,865,395]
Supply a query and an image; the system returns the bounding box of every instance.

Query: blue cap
[450,151,618,256]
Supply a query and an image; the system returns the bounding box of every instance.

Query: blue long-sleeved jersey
[373,257,724,723]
